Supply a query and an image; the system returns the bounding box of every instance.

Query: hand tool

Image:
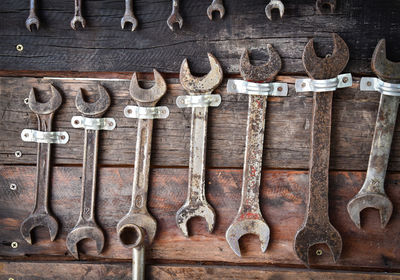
[176,53,223,237]
[265,0,284,20]
[316,0,336,14]
[71,0,86,30]
[20,86,62,244]
[347,39,400,229]
[121,0,138,31]
[294,33,350,265]
[226,46,287,257]
[66,85,114,259]
[207,0,225,20]
[26,0,40,31]
[117,70,167,280]
[167,0,183,31]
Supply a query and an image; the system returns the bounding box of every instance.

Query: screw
[316,249,323,256]
[15,151,22,158]
[278,87,283,92]
[127,109,132,114]
[342,77,348,83]
[16,44,23,52]
[11,242,18,249]
[367,81,372,87]
[60,135,66,140]
[301,82,306,88]
[10,184,17,191]
[74,120,80,125]
[24,98,29,104]
[109,122,114,127]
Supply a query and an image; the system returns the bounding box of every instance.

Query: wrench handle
[30,0,37,11]
[125,0,133,12]
[74,0,82,16]
[133,246,145,280]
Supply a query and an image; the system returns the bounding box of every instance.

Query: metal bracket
[360,77,400,96]
[71,116,116,130]
[124,105,169,119]
[21,129,69,144]
[176,95,221,108]
[227,80,288,96]
[295,73,353,93]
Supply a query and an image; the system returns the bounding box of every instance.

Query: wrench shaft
[133,246,145,280]
[74,0,82,16]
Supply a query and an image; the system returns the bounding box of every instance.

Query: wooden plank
[1,262,400,280]
[2,76,400,171]
[0,0,399,74]
[1,167,399,270]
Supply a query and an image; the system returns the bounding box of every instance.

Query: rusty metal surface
[26,0,39,31]
[265,0,284,21]
[121,0,138,31]
[207,0,225,20]
[20,86,62,244]
[71,0,86,30]
[316,0,336,14]
[167,0,183,31]
[294,33,349,266]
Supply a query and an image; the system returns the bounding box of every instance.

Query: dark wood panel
[0,167,399,270]
[0,0,399,74]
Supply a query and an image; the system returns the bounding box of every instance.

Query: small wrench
[26,0,40,31]
[121,0,138,31]
[347,39,400,229]
[167,0,183,31]
[294,34,349,265]
[207,0,225,20]
[176,53,223,237]
[71,0,86,30]
[117,70,167,280]
[316,0,336,14]
[20,86,62,244]
[66,85,111,259]
[265,0,284,20]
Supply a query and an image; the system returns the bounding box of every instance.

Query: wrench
[71,0,86,30]
[316,0,336,14]
[20,86,62,244]
[294,33,349,265]
[265,0,284,21]
[121,0,138,31]
[207,0,225,20]
[66,85,111,259]
[167,0,183,31]
[117,70,167,280]
[347,39,400,229]
[225,46,282,257]
[26,0,40,31]
[176,53,223,237]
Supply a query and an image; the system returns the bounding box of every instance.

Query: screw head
[15,151,22,158]
[316,249,323,256]
[24,98,29,104]
[342,77,348,83]
[278,87,283,92]
[367,81,372,87]
[11,242,18,249]
[16,44,23,52]
[10,184,17,191]
[301,82,306,88]
[74,120,80,125]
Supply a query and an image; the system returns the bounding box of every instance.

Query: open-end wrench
[20,86,62,244]
[66,85,112,259]
[26,0,40,31]
[316,0,336,14]
[176,53,223,237]
[117,70,167,280]
[71,0,86,30]
[294,34,349,265]
[265,0,284,20]
[207,0,225,20]
[167,0,183,31]
[347,39,400,229]
[121,0,138,31]
[225,46,283,257]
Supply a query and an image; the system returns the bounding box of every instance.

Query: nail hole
[74,120,80,125]
[24,133,29,138]
[16,44,23,52]
[367,81,372,87]
[316,249,323,256]
[24,98,29,104]
[60,135,66,140]
[301,83,306,88]
[11,242,18,249]
[127,109,132,114]
[15,151,22,158]
[109,122,114,127]
[10,184,17,191]
[278,87,283,92]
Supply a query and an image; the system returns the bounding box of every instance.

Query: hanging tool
[207,0,225,20]
[121,0,138,31]
[265,0,284,20]
[167,0,183,31]
[347,39,400,229]
[71,0,86,30]
[316,0,336,14]
[26,0,40,31]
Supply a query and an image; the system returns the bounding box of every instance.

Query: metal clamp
[295,73,353,93]
[176,94,221,108]
[227,79,288,96]
[21,129,69,144]
[124,105,169,119]
[71,116,116,130]
[360,77,400,96]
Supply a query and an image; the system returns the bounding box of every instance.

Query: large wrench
[167,0,183,31]
[207,0,225,20]
[26,0,40,31]
[294,34,349,265]
[316,0,336,14]
[20,86,62,244]
[265,0,284,21]
[71,0,86,30]
[66,85,111,259]
[347,39,400,229]
[225,46,282,257]
[121,0,138,31]
[176,53,223,237]
[117,70,167,280]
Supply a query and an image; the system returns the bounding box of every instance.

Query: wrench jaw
[66,223,105,259]
[265,1,284,21]
[121,15,138,32]
[316,0,336,14]
[28,86,62,115]
[75,85,111,117]
[372,39,400,83]
[116,213,157,245]
[20,214,59,244]
[176,202,216,237]
[129,70,167,105]
[207,3,225,20]
[167,14,183,31]
[70,16,86,30]
[26,16,40,32]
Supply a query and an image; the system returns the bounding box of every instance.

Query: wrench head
[179,53,223,95]
[316,0,336,14]
[26,16,40,32]
[265,1,284,21]
[117,213,157,245]
[176,202,216,237]
[75,85,111,117]
[70,16,86,30]
[66,224,105,259]
[225,218,270,257]
[294,222,342,266]
[167,13,183,31]
[28,85,62,115]
[207,2,225,20]
[121,15,138,31]
[347,192,393,229]
[371,39,400,83]
[20,213,58,244]
[302,33,349,79]
[240,45,282,82]
[129,69,167,106]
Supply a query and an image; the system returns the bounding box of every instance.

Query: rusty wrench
[117,70,167,280]
[207,0,225,20]
[66,85,114,259]
[265,0,284,20]
[20,86,63,244]
[121,0,138,31]
[176,53,223,237]
[347,39,400,229]
[316,0,336,14]
[71,0,86,30]
[294,34,350,265]
[26,0,40,31]
[167,0,183,31]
